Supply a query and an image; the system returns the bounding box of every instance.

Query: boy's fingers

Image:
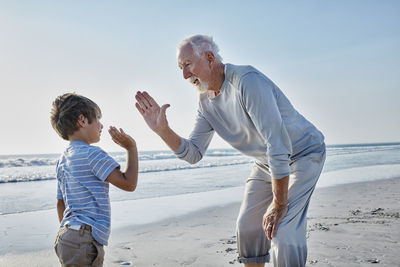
[113,133,123,141]
[109,130,123,141]
[111,137,118,144]
[109,126,132,145]
[115,128,125,137]
[112,137,122,145]
[109,128,118,137]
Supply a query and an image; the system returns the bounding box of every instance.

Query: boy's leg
[54,225,104,266]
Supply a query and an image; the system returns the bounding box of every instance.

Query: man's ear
[76,114,87,128]
[206,51,215,66]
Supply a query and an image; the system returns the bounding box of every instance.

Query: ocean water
[0,143,399,216]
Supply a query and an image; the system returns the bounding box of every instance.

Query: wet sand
[0,178,399,266]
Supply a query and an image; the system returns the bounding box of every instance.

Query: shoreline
[1,177,399,266]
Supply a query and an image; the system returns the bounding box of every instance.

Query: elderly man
[135,34,325,267]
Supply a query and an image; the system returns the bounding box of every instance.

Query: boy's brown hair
[50,93,101,140]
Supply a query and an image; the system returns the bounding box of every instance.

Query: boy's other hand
[109,126,136,150]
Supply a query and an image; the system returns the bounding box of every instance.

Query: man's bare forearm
[157,127,182,152]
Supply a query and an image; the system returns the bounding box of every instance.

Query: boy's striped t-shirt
[56,140,119,245]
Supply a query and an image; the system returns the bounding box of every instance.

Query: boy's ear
[76,114,87,128]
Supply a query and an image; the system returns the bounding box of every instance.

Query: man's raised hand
[135,91,170,135]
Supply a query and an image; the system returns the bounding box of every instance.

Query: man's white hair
[177,34,223,62]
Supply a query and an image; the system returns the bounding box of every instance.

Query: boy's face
[86,116,103,144]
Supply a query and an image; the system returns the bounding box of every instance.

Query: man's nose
[183,68,192,79]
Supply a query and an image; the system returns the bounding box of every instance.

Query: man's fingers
[135,103,145,115]
[262,215,274,240]
[142,91,158,107]
[135,92,149,109]
[263,223,269,236]
[142,97,151,108]
[267,223,273,240]
[135,92,143,104]
[262,217,268,231]
[262,217,272,239]
[136,91,151,108]
[272,222,278,239]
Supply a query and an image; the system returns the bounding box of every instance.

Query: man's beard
[189,76,209,94]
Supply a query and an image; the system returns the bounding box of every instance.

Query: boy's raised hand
[108,126,136,150]
[107,126,138,192]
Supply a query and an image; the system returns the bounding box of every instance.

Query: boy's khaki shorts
[54,225,104,267]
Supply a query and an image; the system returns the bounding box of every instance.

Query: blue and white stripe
[56,140,119,245]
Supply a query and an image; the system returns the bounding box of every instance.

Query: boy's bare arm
[106,127,139,192]
[57,199,65,223]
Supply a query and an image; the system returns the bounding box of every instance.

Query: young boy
[50,93,138,266]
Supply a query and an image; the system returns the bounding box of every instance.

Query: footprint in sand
[114,260,132,265]
[168,232,184,238]
[181,256,198,265]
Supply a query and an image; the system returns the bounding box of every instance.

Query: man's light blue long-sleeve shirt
[174,64,325,180]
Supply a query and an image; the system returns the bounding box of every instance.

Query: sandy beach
[1,177,399,267]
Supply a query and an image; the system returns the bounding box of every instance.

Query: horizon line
[1,141,399,157]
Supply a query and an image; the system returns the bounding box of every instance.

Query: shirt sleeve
[239,72,292,179]
[57,181,63,199]
[88,146,120,181]
[174,109,215,164]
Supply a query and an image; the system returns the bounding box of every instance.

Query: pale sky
[0,1,399,155]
